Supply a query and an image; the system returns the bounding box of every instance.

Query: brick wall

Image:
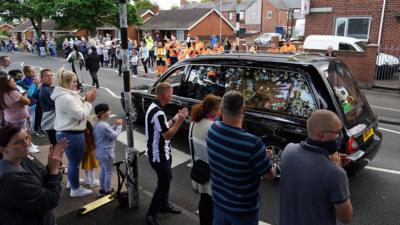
[305,0,400,46]
[306,45,379,88]
[261,0,288,33]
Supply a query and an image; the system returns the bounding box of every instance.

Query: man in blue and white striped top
[207,91,276,225]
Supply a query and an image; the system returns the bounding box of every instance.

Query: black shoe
[159,205,182,214]
[146,215,161,225]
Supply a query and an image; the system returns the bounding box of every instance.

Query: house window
[251,11,257,21]
[228,12,233,20]
[267,10,273,19]
[335,17,371,40]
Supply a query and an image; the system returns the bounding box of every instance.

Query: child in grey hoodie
[93,103,123,195]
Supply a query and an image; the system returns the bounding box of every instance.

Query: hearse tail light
[347,137,359,154]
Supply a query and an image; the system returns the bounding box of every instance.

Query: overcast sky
[151,0,199,10]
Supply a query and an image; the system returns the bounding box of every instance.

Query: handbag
[189,123,210,185]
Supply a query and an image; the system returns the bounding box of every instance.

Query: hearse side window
[161,66,185,96]
[186,65,225,100]
[227,67,316,118]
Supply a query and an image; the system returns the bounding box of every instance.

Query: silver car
[254,32,282,46]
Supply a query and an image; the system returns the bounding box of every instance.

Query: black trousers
[199,193,213,225]
[142,58,149,74]
[117,59,122,75]
[34,103,42,131]
[89,69,100,87]
[147,159,172,216]
[45,129,57,146]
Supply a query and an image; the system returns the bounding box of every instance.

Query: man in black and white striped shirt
[145,82,188,225]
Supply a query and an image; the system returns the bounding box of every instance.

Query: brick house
[181,0,288,34]
[304,0,400,88]
[0,23,14,35]
[139,8,235,42]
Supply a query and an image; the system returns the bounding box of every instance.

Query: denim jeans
[28,106,36,131]
[56,131,85,190]
[99,156,114,192]
[213,206,259,225]
[147,159,172,216]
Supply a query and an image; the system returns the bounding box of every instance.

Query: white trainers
[66,178,84,189]
[70,186,93,197]
[87,179,100,188]
[28,145,40,153]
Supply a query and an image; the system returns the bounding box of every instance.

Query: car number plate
[363,128,374,142]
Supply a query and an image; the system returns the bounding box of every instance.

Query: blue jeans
[56,131,85,190]
[213,206,259,225]
[28,106,36,131]
[99,156,114,192]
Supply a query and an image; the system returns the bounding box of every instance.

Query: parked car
[304,35,400,77]
[123,53,382,175]
[254,33,282,46]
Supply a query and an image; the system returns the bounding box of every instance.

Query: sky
[151,0,199,10]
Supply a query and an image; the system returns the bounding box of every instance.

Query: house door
[177,31,184,41]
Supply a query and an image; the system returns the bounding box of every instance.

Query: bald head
[307,110,342,140]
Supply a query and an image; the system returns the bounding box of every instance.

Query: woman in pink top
[0,73,30,128]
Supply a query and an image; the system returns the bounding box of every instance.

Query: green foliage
[200,0,213,2]
[0,0,57,38]
[53,0,141,33]
[135,0,155,10]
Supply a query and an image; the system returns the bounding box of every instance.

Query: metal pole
[119,0,139,208]
[219,0,222,42]
[236,0,241,51]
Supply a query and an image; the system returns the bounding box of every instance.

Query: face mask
[306,135,343,155]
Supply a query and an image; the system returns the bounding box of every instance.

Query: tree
[134,0,155,10]
[0,0,56,39]
[171,4,179,10]
[53,0,141,35]
[200,0,213,3]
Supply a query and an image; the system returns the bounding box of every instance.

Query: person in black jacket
[0,124,68,225]
[85,46,101,88]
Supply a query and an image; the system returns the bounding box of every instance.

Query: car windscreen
[327,62,365,121]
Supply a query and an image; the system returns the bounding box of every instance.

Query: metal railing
[375,45,400,89]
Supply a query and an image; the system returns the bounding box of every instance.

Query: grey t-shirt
[279,141,350,225]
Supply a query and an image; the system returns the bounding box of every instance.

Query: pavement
[31,139,199,225]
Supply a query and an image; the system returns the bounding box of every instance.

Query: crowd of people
[0,55,125,225]
[0,33,348,225]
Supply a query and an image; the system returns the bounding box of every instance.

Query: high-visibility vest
[178,49,188,61]
[156,47,166,61]
[169,48,178,57]
[188,47,198,57]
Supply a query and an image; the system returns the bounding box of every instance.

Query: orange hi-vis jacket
[156,47,166,61]
[169,48,178,57]
[188,47,198,57]
[178,49,188,61]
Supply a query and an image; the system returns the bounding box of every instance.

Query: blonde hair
[155,82,171,96]
[57,68,76,89]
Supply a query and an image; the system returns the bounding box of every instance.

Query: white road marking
[101,87,122,99]
[259,221,271,225]
[366,166,400,175]
[101,68,118,73]
[109,114,117,118]
[117,130,191,168]
[378,127,400,135]
[372,105,400,112]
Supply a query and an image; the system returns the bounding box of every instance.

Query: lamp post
[119,0,139,208]
[236,0,241,51]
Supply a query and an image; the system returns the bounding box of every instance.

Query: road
[7,52,400,225]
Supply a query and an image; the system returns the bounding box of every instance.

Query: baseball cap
[94,103,110,116]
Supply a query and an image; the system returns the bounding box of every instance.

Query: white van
[303,35,364,52]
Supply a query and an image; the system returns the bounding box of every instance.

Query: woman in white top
[189,94,222,225]
[51,68,97,197]
[66,45,84,90]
